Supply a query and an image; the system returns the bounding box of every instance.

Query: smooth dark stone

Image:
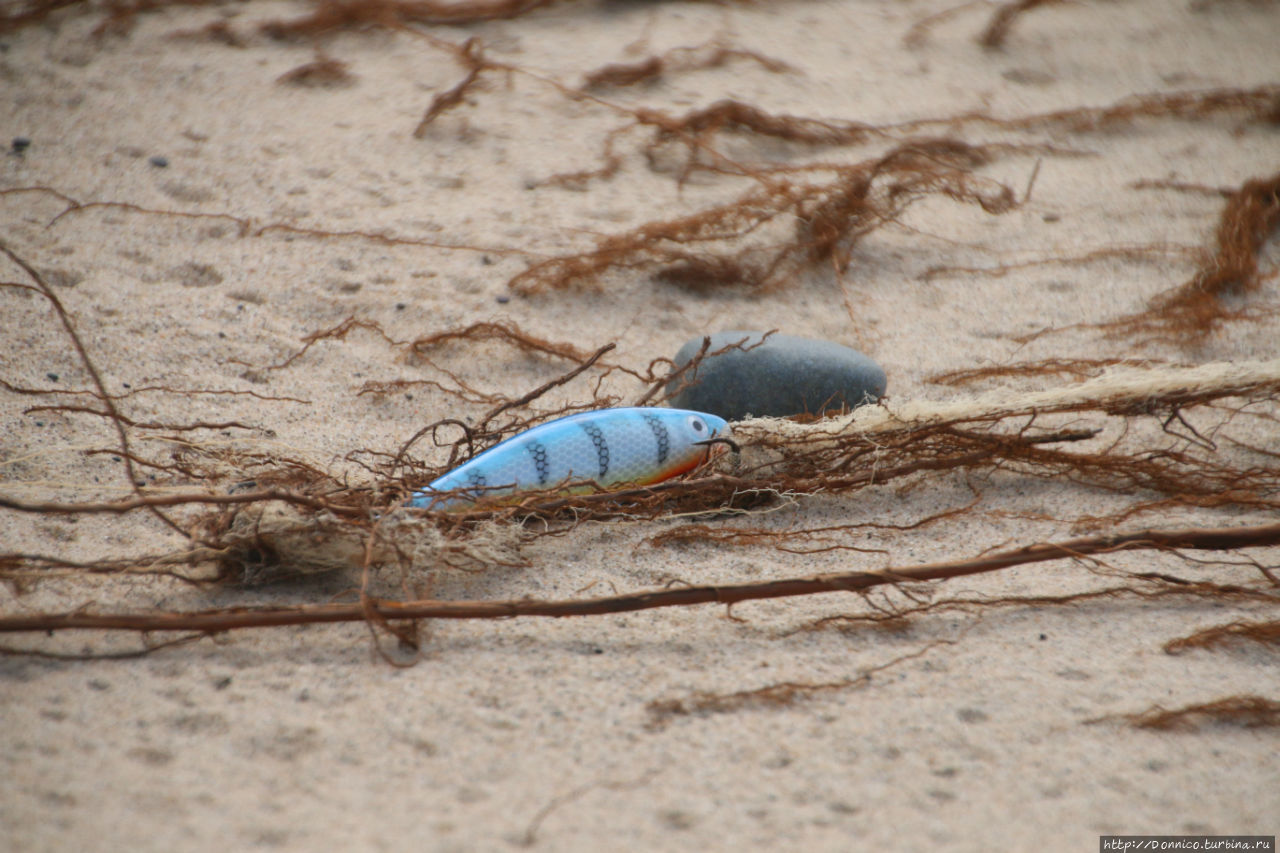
[666,331,886,421]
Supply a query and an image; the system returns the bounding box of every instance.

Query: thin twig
[0,244,189,537]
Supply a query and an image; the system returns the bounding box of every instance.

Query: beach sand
[2,0,1278,849]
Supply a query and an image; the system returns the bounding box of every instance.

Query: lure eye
[688,415,707,435]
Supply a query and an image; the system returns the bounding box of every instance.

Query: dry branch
[2,521,1278,634]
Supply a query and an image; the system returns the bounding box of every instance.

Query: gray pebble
[666,331,886,421]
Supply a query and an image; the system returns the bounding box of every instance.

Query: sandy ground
[2,0,1279,850]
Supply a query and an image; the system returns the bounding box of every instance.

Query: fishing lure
[411,407,730,509]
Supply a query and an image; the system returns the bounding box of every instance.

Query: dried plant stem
[3,521,1277,634]
[733,358,1280,450]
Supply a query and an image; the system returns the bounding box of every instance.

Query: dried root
[510,139,1018,294]
[1090,696,1280,730]
[1106,171,1280,342]
[1163,619,1280,654]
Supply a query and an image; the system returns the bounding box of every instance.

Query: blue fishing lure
[411,407,729,509]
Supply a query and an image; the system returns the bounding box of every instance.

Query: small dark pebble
[12,137,30,154]
[395,302,407,311]
[35,421,44,427]
[667,330,887,421]
[495,294,510,304]
[481,255,493,265]
[149,155,169,168]
[46,372,58,382]
[1039,634,1048,641]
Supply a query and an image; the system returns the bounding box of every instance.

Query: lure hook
[694,436,741,454]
